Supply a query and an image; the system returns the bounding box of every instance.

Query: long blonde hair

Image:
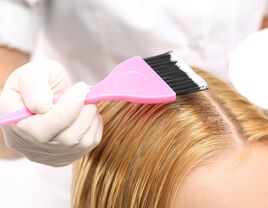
[72,68,268,208]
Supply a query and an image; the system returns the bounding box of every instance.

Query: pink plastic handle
[0,108,34,126]
[0,93,88,126]
[0,94,93,126]
[0,97,61,126]
[0,56,176,126]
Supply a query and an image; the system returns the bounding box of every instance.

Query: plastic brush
[0,51,208,126]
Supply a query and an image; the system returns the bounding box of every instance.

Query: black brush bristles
[144,52,208,95]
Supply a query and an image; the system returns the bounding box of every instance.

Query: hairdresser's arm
[0,46,30,159]
[261,16,268,29]
[0,46,30,88]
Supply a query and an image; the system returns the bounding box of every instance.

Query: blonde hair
[72,68,268,208]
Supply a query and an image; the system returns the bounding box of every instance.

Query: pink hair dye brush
[0,52,208,126]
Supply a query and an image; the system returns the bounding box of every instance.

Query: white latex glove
[229,28,268,111]
[0,59,103,167]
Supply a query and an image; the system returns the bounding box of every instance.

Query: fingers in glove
[53,104,98,146]
[2,59,71,114]
[19,66,53,114]
[27,114,103,167]
[16,82,89,143]
[18,59,72,113]
[77,113,103,150]
[0,90,25,114]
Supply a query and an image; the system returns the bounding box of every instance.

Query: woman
[73,68,268,207]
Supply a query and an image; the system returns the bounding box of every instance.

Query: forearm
[261,16,268,29]
[0,46,30,88]
[0,46,30,159]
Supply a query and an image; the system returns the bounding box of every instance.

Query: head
[72,68,268,208]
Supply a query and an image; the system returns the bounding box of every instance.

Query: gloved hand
[0,59,103,167]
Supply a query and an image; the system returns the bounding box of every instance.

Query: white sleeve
[265,0,268,16]
[0,0,42,54]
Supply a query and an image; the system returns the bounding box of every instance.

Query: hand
[0,59,103,166]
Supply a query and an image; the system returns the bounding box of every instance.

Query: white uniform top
[1,0,268,83]
[0,0,268,208]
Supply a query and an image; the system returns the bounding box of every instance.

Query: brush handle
[0,89,92,126]
[0,91,113,126]
[0,108,34,126]
[0,85,126,126]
